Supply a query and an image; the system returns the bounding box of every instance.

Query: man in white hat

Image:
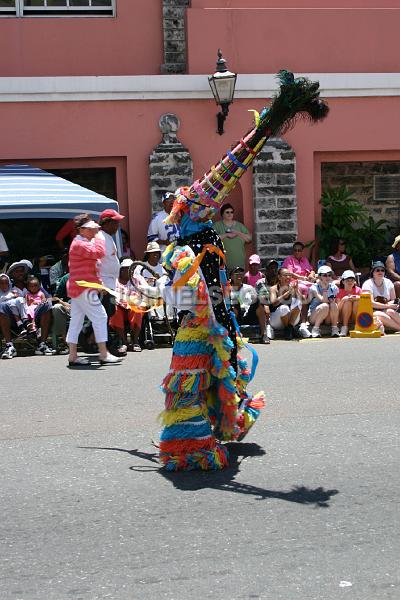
[385,235,400,299]
[147,192,179,254]
[134,242,165,281]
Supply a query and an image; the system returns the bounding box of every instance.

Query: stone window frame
[0,0,115,17]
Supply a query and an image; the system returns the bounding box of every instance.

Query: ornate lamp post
[208,49,237,135]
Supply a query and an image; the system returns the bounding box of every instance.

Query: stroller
[129,261,177,349]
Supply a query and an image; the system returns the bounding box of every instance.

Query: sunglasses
[224,210,234,214]
[293,248,303,253]
[320,273,333,277]
[344,277,355,281]
[374,268,385,273]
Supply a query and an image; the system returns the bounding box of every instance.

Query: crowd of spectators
[1,195,400,360]
[232,234,400,341]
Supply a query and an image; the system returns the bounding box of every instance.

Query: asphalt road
[1,336,399,600]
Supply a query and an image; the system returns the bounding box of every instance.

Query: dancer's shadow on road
[81,443,338,508]
[160,442,338,507]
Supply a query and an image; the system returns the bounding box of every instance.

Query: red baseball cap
[99,208,124,222]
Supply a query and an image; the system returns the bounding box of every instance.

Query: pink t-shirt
[282,255,313,277]
[336,285,361,300]
[243,271,263,287]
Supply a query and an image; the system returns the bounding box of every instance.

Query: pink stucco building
[1,0,400,259]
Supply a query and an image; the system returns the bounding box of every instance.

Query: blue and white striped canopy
[0,164,120,219]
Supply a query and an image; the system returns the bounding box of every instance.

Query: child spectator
[243,254,264,287]
[337,270,362,336]
[268,268,303,340]
[308,265,340,338]
[110,258,143,352]
[25,277,47,332]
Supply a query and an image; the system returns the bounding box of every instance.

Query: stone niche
[149,113,193,214]
[253,137,297,261]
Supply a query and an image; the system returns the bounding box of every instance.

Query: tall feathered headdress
[166,70,329,227]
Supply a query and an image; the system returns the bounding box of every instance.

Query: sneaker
[1,344,17,359]
[35,342,56,356]
[311,326,321,338]
[261,332,270,344]
[266,324,275,340]
[132,344,142,352]
[339,325,348,337]
[100,354,124,364]
[331,326,340,337]
[299,323,311,338]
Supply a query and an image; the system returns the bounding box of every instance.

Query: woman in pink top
[66,214,122,366]
[282,241,316,283]
[336,270,362,337]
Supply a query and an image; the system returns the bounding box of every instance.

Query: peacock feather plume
[166,70,329,228]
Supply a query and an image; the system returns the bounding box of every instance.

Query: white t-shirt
[0,232,8,252]
[230,283,258,315]
[147,210,179,247]
[361,277,395,301]
[97,230,120,290]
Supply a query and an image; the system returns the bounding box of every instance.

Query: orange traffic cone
[350,292,382,338]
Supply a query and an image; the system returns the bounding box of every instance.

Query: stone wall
[322,161,400,235]
[149,113,193,214]
[161,0,190,74]
[253,138,297,261]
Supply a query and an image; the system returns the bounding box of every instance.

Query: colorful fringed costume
[135,71,329,471]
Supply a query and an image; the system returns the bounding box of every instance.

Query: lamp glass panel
[214,76,236,104]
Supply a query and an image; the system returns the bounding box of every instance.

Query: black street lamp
[208,49,237,135]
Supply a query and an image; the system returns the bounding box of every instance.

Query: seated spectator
[49,250,69,289]
[336,270,362,337]
[361,261,400,332]
[25,276,47,332]
[134,241,172,320]
[325,238,356,278]
[0,261,55,358]
[230,266,268,343]
[110,259,143,352]
[0,273,28,338]
[243,254,264,287]
[308,265,340,338]
[134,242,165,281]
[264,259,279,287]
[282,242,315,338]
[51,272,70,354]
[268,268,303,340]
[385,235,400,299]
